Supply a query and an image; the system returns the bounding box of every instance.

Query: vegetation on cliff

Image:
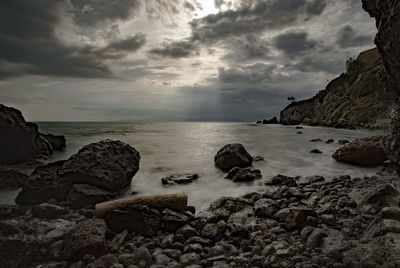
[280,48,397,129]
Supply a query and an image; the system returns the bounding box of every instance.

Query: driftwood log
[95,193,188,217]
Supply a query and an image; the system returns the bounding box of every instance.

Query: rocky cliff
[280,48,397,129]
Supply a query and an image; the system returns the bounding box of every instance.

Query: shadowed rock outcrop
[16,140,140,207]
[0,104,66,165]
[280,48,397,129]
[362,0,400,168]
[332,136,388,166]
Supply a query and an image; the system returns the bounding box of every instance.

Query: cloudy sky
[0,0,376,121]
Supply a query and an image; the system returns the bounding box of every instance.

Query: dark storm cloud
[69,0,141,26]
[336,25,373,48]
[149,41,199,58]
[190,0,328,42]
[0,0,146,79]
[218,63,279,83]
[274,31,317,56]
[291,55,344,74]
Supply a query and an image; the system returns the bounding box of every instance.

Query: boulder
[16,140,140,205]
[0,104,52,164]
[264,174,297,187]
[66,183,116,208]
[61,218,107,262]
[31,203,68,219]
[350,184,400,211]
[0,167,29,189]
[41,134,66,150]
[161,173,198,185]
[225,167,261,182]
[286,207,317,230]
[58,139,140,192]
[214,144,253,172]
[310,149,322,154]
[332,136,388,166]
[86,254,118,268]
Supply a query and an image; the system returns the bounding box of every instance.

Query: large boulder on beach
[58,139,140,192]
[16,140,140,206]
[332,136,387,166]
[0,104,53,164]
[214,144,253,172]
[41,133,66,150]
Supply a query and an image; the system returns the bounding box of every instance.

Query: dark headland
[1,1,400,268]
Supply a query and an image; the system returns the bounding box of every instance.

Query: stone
[338,139,350,144]
[286,207,317,230]
[265,174,297,187]
[332,136,388,166]
[162,209,190,232]
[0,167,29,189]
[326,139,334,144]
[41,134,66,150]
[214,144,253,172]
[224,167,261,182]
[86,254,118,268]
[228,207,254,224]
[322,229,344,260]
[31,203,68,219]
[0,205,26,219]
[0,104,53,164]
[105,205,161,235]
[254,198,277,218]
[310,139,322,142]
[0,235,37,268]
[350,183,400,211]
[61,218,107,262]
[66,183,116,208]
[179,252,201,266]
[381,207,400,221]
[176,224,197,238]
[306,228,327,248]
[161,173,198,185]
[253,156,264,162]
[16,140,140,205]
[58,139,140,192]
[310,149,322,154]
[118,247,153,267]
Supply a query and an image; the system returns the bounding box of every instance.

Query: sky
[0,0,377,122]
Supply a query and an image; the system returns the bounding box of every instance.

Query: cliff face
[280,48,397,129]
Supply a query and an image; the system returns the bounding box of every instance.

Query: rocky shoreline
[1,167,399,268]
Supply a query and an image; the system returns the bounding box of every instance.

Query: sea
[0,122,385,211]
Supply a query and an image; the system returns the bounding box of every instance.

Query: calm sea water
[1,122,384,210]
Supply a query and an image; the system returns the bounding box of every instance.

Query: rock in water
[41,133,66,150]
[214,144,253,172]
[58,139,140,192]
[225,167,261,182]
[0,104,53,164]
[161,174,198,185]
[16,140,140,206]
[332,136,387,166]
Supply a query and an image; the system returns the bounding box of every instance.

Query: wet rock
[0,205,26,219]
[310,149,322,154]
[295,126,303,129]
[0,104,53,164]
[86,254,118,268]
[338,139,350,144]
[162,209,190,232]
[310,138,322,142]
[58,139,140,192]
[306,228,327,248]
[322,229,345,260]
[105,205,161,235]
[264,174,297,187]
[254,198,277,218]
[296,131,303,134]
[176,224,197,238]
[66,183,116,208]
[381,207,400,221]
[61,218,107,262]
[286,207,317,230]
[0,167,29,189]
[214,144,253,172]
[41,134,66,150]
[350,183,400,211]
[224,167,261,182]
[179,252,201,266]
[31,203,68,219]
[252,156,264,162]
[0,235,37,267]
[227,207,254,224]
[161,174,198,185]
[326,139,334,144]
[16,140,140,205]
[332,136,388,166]
[118,247,153,267]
